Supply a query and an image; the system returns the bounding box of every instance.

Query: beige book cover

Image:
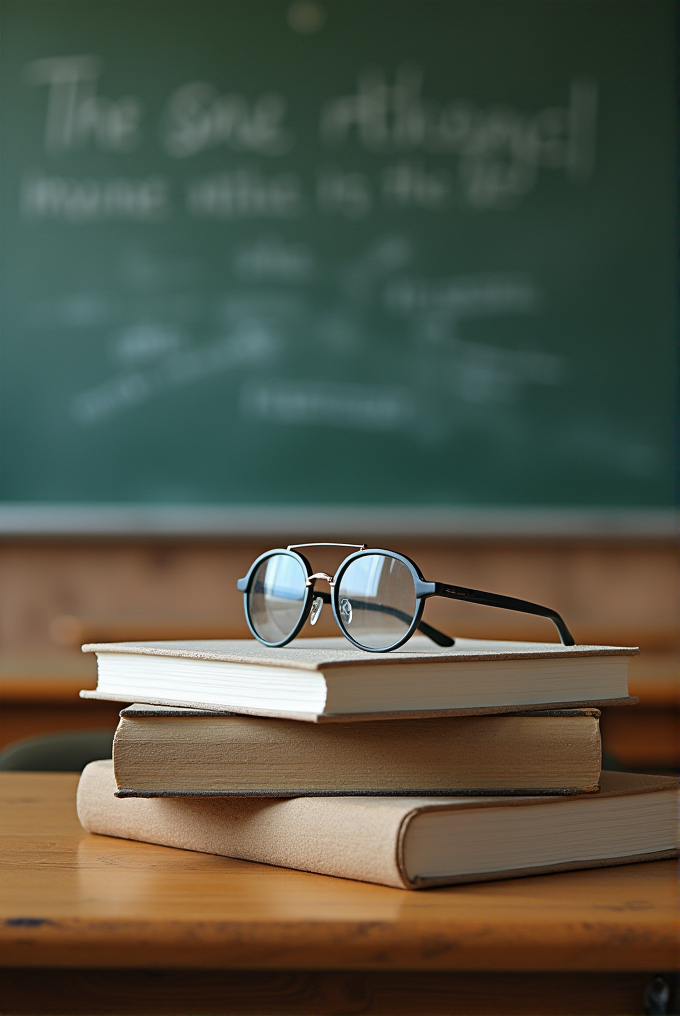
[77,761,677,890]
[80,636,637,721]
[112,706,603,796]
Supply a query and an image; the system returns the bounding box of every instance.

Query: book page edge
[404,849,679,889]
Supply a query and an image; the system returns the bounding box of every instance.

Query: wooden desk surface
[1,773,677,975]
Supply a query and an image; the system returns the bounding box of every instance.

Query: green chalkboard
[0,0,676,514]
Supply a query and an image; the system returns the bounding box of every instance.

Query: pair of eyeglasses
[237,543,575,652]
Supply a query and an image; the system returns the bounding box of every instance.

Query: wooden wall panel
[0,538,676,769]
[0,538,676,651]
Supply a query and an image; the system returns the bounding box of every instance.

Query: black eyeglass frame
[236,545,575,652]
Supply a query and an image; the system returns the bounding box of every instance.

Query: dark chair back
[0,729,116,771]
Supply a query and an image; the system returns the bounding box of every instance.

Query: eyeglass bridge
[305,572,335,587]
[287,542,365,552]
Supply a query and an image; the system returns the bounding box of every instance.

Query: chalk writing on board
[65,257,563,434]
[240,380,414,431]
[21,172,169,221]
[385,275,538,320]
[320,67,597,207]
[162,84,293,158]
[113,324,184,365]
[23,54,597,213]
[24,55,141,153]
[382,163,450,210]
[187,171,303,218]
[71,325,278,424]
[317,168,373,218]
[233,237,314,282]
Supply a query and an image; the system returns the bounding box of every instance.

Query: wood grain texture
[600,705,680,768]
[0,539,677,769]
[1,773,677,972]
[0,540,676,655]
[0,652,97,701]
[627,652,680,704]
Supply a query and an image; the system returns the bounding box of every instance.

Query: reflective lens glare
[248,553,307,643]
[336,554,417,649]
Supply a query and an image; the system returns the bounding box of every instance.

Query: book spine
[77,761,410,889]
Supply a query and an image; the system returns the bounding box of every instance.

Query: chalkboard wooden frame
[0,504,674,538]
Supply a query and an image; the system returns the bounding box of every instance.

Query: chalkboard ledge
[0,504,674,539]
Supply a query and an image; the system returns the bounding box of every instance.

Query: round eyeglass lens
[336,554,417,650]
[248,554,307,644]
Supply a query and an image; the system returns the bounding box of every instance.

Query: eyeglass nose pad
[309,596,324,626]
[339,597,352,625]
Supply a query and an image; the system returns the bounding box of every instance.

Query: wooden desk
[0,774,676,1015]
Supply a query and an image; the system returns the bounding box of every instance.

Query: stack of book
[77,636,678,889]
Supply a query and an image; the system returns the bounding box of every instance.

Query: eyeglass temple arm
[414,618,455,647]
[432,583,575,646]
[313,590,455,648]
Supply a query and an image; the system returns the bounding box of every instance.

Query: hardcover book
[112,704,603,796]
[78,762,678,890]
[81,636,637,721]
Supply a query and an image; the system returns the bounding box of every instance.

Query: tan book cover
[112,706,603,796]
[81,636,637,721]
[77,761,677,890]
